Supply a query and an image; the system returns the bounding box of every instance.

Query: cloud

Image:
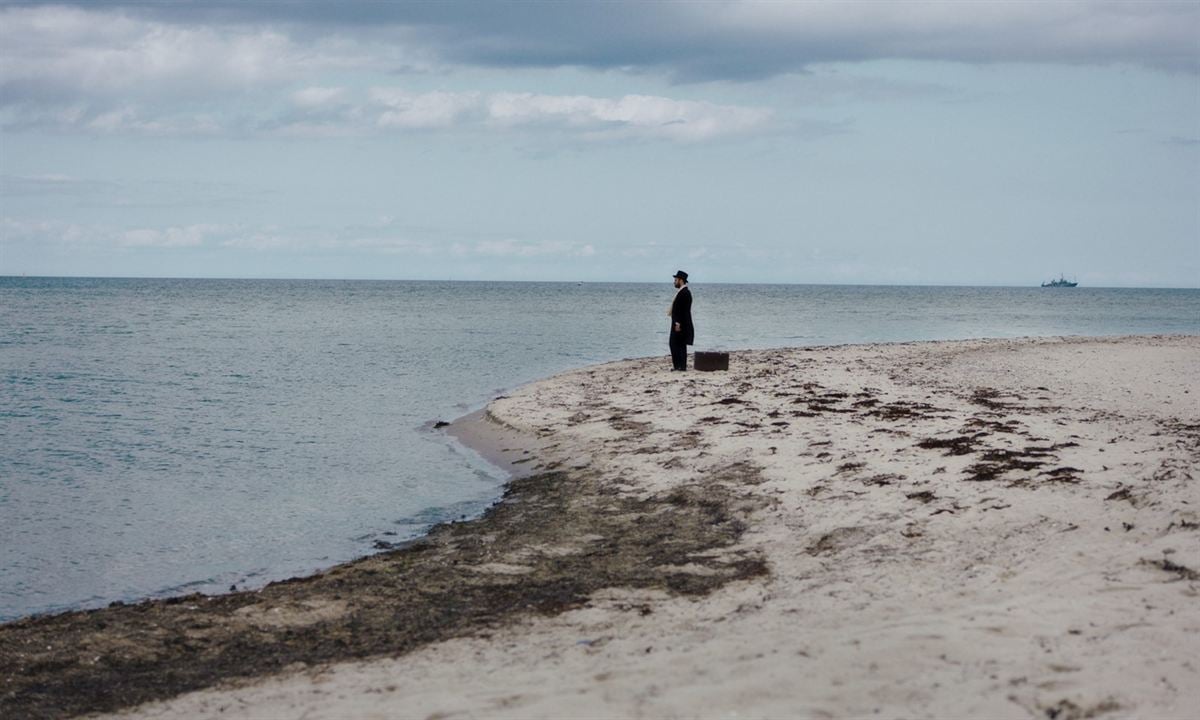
[357,88,771,141]
[2,215,595,264]
[0,4,406,133]
[0,3,772,143]
[292,86,347,109]
[0,6,319,102]
[1,216,89,247]
[465,238,593,258]
[2,218,238,253]
[485,92,771,141]
[1,2,1193,122]
[466,1,1200,79]
[7,2,1188,138]
[17,1,1194,80]
[119,224,221,248]
[260,87,774,141]
[85,106,222,135]
[0,5,297,133]
[220,231,293,251]
[371,88,482,129]
[512,1,1200,78]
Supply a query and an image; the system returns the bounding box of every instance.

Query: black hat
[673,270,688,281]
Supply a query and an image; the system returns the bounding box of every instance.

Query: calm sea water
[2,278,1198,621]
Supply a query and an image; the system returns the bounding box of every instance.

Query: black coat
[671,286,695,346]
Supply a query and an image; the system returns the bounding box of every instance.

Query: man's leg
[669,332,686,370]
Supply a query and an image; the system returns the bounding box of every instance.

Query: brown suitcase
[694,351,729,372]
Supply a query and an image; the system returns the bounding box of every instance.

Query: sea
[2,278,1198,621]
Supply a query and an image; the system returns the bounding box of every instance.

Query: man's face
[674,277,683,289]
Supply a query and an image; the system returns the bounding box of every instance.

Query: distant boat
[1041,275,1078,288]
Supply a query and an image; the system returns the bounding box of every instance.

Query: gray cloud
[1,1,1194,144]
[4,0,1196,81]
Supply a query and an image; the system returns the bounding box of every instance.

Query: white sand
[116,335,1199,720]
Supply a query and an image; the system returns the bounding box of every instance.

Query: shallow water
[2,277,1197,620]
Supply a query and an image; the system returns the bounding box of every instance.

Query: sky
[0,1,1197,287]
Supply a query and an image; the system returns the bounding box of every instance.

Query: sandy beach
[3,335,1198,719]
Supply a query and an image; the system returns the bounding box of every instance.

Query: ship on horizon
[1041,274,1078,288]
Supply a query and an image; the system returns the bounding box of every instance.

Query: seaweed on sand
[0,469,769,720]
[916,435,982,456]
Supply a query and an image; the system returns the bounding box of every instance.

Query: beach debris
[1041,697,1121,720]
[971,387,1017,411]
[798,392,856,414]
[608,415,653,433]
[963,448,1052,482]
[963,417,1023,434]
[862,473,904,486]
[868,401,938,421]
[916,435,981,456]
[806,526,876,556]
[1041,467,1083,484]
[1140,556,1200,582]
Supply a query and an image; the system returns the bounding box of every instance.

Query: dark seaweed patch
[862,473,905,486]
[868,401,937,421]
[971,387,1021,411]
[1042,698,1121,720]
[964,450,1046,481]
[1105,488,1133,503]
[1142,557,1200,582]
[916,435,981,456]
[906,491,937,503]
[1041,467,1083,484]
[0,470,769,719]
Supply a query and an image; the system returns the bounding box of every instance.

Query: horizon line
[2,274,1197,291]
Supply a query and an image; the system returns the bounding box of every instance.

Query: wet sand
[3,335,1198,719]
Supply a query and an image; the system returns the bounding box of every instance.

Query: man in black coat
[668,270,694,371]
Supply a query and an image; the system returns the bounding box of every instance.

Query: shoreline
[2,335,1198,719]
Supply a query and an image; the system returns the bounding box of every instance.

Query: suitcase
[694,351,729,372]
